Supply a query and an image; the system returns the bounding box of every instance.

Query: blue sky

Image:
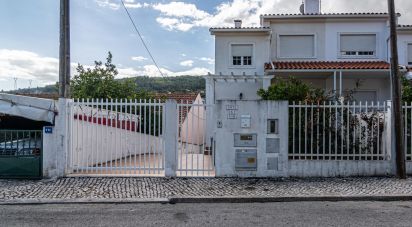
[0,0,411,91]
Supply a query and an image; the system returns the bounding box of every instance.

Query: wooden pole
[388,0,406,179]
[59,0,70,98]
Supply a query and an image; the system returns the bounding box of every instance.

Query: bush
[257,77,328,103]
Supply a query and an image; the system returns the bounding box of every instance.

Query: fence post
[164,100,178,177]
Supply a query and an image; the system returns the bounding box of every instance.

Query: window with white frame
[231,44,253,66]
[340,34,377,57]
[278,35,315,58]
[408,43,412,65]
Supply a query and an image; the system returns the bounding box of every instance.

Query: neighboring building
[207,0,412,104]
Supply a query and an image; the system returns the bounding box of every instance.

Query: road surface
[1,201,412,226]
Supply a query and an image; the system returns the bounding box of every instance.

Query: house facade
[207,0,412,104]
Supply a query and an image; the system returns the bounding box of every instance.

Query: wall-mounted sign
[227,110,238,119]
[44,126,53,134]
[226,105,239,110]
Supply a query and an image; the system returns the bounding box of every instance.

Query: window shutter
[231,44,253,56]
[279,35,315,58]
[408,44,412,64]
[340,34,376,52]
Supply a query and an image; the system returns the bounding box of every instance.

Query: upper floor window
[278,35,315,58]
[231,44,253,66]
[408,43,412,66]
[340,34,377,58]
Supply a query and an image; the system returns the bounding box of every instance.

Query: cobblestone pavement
[1,177,412,201]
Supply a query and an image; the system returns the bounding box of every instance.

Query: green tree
[71,52,149,99]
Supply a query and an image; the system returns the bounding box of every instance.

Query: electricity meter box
[235,149,257,170]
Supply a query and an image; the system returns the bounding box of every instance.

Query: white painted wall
[70,120,163,169]
[214,34,270,76]
[213,100,289,177]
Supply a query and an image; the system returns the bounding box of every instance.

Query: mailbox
[234,133,257,147]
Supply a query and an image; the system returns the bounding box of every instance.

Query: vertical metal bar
[371,101,375,159]
[353,101,356,160]
[139,99,142,174]
[292,101,295,159]
[359,101,362,160]
[310,103,313,158]
[341,101,344,160]
[323,101,325,158]
[143,99,147,174]
[148,99,152,174]
[185,100,189,176]
[316,102,320,159]
[196,105,200,176]
[134,99,137,175]
[298,101,302,159]
[329,101,332,159]
[346,101,350,160]
[365,101,369,160]
[304,102,308,159]
[335,100,338,160]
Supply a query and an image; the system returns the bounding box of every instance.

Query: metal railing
[403,103,412,161]
[177,101,214,176]
[0,130,42,156]
[289,101,390,161]
[68,99,165,175]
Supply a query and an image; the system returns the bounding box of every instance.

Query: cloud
[198,57,215,65]
[131,56,148,61]
[0,49,59,85]
[118,64,210,78]
[180,60,194,67]
[150,0,412,32]
[94,0,143,10]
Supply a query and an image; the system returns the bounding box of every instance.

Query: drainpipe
[333,71,337,98]
[339,71,343,97]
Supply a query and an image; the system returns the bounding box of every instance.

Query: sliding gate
[67,99,165,176]
[67,99,214,177]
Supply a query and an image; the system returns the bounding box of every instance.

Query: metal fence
[0,130,42,156]
[289,101,390,161]
[403,103,412,161]
[177,102,214,176]
[0,130,42,178]
[67,99,165,176]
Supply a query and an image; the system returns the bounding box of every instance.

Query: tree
[71,52,149,99]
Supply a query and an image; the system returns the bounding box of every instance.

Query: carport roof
[265,61,391,71]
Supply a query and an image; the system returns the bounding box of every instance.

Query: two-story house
[207,0,412,104]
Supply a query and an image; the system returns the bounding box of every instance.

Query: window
[340,34,377,57]
[231,44,253,66]
[278,35,315,58]
[408,43,412,65]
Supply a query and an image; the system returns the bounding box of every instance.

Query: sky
[0,0,411,91]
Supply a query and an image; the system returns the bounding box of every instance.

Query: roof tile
[265,61,391,70]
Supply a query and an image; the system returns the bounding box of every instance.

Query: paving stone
[0,177,412,201]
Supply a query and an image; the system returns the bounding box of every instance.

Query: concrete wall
[213,100,289,177]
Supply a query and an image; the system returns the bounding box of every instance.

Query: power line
[120,0,165,78]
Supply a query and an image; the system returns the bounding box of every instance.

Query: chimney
[303,0,321,14]
[234,19,242,28]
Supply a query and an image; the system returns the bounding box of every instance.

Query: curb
[1,195,412,205]
[169,195,412,203]
[0,198,169,205]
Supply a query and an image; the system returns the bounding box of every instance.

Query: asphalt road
[1,201,412,227]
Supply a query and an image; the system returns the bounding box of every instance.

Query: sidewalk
[1,177,412,204]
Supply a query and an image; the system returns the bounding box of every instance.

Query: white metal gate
[176,102,215,177]
[67,99,165,176]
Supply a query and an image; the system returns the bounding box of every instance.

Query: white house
[207,0,412,104]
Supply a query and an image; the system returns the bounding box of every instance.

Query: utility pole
[59,0,70,98]
[388,0,406,179]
